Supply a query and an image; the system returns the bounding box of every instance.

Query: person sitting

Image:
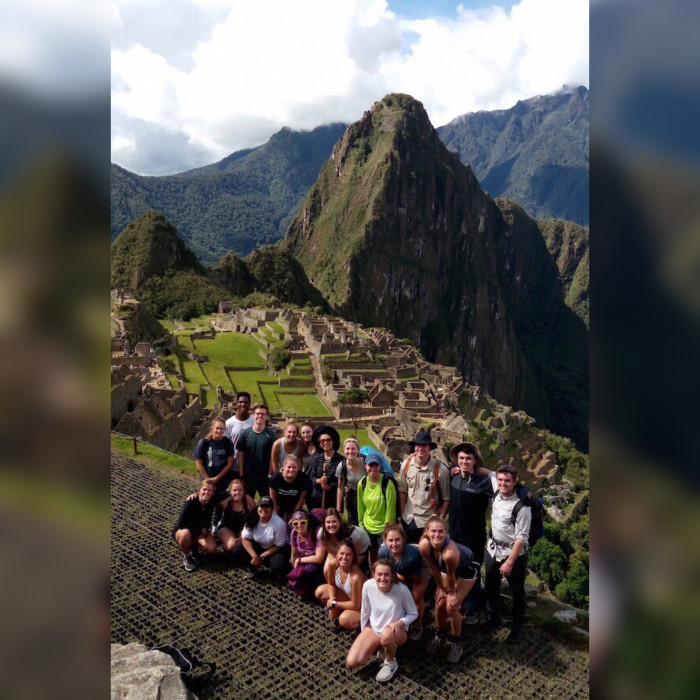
[287,510,325,599]
[357,454,398,563]
[173,480,218,573]
[240,495,289,581]
[336,437,365,525]
[377,522,430,641]
[215,479,256,563]
[306,425,342,510]
[418,516,479,663]
[345,559,418,683]
[318,508,370,576]
[270,419,303,472]
[269,454,311,523]
[315,540,365,630]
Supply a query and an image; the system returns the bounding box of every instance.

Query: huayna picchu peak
[285,94,588,449]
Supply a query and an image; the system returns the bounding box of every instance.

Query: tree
[528,538,567,590]
[336,388,370,434]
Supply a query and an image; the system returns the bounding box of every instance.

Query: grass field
[191,333,265,368]
[265,391,332,416]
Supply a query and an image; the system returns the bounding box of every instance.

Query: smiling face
[344,441,359,459]
[235,394,251,419]
[198,483,214,503]
[211,420,225,440]
[337,543,354,570]
[257,503,272,523]
[282,459,299,481]
[284,424,298,443]
[497,470,516,498]
[253,407,268,429]
[319,434,333,453]
[458,451,477,476]
[228,482,244,502]
[365,461,381,483]
[414,443,430,462]
[291,517,308,535]
[300,425,313,444]
[426,519,447,549]
[373,563,393,592]
[324,514,340,535]
[384,529,404,557]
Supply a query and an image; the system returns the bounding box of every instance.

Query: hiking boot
[426,630,446,654]
[376,659,398,683]
[182,554,197,573]
[506,628,523,645]
[408,624,423,641]
[445,641,463,664]
[465,611,479,625]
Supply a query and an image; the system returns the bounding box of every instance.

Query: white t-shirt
[225,415,254,453]
[241,513,288,549]
[360,579,418,634]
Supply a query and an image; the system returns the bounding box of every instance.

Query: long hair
[320,507,352,545]
[205,416,226,440]
[420,515,448,545]
[337,538,358,567]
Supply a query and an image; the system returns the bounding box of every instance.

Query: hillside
[110,123,347,264]
[437,86,589,225]
[285,93,588,449]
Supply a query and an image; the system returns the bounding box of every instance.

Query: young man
[224,392,253,478]
[397,429,450,543]
[483,465,531,644]
[236,403,276,499]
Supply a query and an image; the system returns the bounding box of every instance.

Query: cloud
[111,0,588,174]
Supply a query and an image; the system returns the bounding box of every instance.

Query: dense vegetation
[437,86,589,226]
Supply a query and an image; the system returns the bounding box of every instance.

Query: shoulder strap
[360,475,367,490]
[510,499,524,525]
[402,456,411,473]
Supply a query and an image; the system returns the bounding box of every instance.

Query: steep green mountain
[111,211,325,319]
[535,214,589,326]
[285,93,588,449]
[437,86,589,225]
[110,123,347,264]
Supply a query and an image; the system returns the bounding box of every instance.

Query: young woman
[269,455,311,522]
[300,421,316,474]
[306,425,342,510]
[215,479,256,562]
[377,522,430,640]
[346,560,418,683]
[315,540,365,630]
[336,437,365,525]
[357,456,397,563]
[270,419,303,472]
[319,508,370,576]
[286,510,325,598]
[240,495,289,580]
[418,516,479,664]
[193,416,235,502]
[173,480,218,573]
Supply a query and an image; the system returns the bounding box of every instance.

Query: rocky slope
[285,94,588,448]
[437,86,589,225]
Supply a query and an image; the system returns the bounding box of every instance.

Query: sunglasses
[425,477,432,492]
[319,438,333,443]
[292,520,308,528]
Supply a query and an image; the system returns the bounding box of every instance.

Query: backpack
[359,473,399,523]
[151,644,216,691]
[510,482,545,550]
[401,456,445,512]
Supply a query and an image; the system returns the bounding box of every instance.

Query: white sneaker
[446,642,463,664]
[376,659,398,682]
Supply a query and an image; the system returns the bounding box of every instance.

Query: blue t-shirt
[377,543,424,578]
[193,437,234,488]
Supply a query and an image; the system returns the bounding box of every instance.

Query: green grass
[337,428,371,446]
[267,391,332,416]
[268,321,284,335]
[191,333,265,368]
[228,369,277,402]
[111,434,196,478]
[166,373,179,389]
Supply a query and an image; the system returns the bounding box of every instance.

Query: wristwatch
[331,600,337,608]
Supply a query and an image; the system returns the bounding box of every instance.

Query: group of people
[173,392,533,683]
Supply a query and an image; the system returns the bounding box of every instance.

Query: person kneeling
[346,560,418,683]
[240,496,289,581]
[287,510,325,599]
[315,540,364,630]
[173,480,218,573]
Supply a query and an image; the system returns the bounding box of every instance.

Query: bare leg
[175,529,192,555]
[197,532,217,555]
[380,624,408,663]
[346,628,381,669]
[339,609,361,631]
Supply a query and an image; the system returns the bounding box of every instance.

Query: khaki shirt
[398,455,450,527]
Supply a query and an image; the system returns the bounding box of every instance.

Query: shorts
[363,529,383,549]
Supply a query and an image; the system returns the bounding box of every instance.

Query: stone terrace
[112,452,589,699]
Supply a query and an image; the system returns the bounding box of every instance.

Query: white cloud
[111,0,588,174]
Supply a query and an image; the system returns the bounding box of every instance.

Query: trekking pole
[321,462,327,509]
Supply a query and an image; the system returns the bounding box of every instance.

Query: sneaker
[375,659,398,683]
[408,624,422,641]
[465,611,479,625]
[376,649,385,662]
[242,568,256,580]
[182,554,197,573]
[445,642,463,664]
[426,631,445,654]
[506,628,523,645]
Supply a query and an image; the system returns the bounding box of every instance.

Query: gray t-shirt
[336,459,366,491]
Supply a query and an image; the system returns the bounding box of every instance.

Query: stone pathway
[111,452,589,699]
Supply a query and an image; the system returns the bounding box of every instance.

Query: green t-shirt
[357,477,397,534]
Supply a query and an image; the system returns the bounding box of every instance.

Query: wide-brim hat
[312,425,340,452]
[408,427,437,450]
[448,441,485,469]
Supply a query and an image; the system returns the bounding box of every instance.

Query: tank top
[278,440,302,470]
[217,502,249,535]
[428,537,475,579]
[335,567,353,596]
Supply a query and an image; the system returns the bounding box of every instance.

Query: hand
[499,560,513,577]
[450,466,459,476]
[186,492,198,501]
[294,557,301,568]
[251,555,263,568]
[326,598,336,609]
[447,592,459,613]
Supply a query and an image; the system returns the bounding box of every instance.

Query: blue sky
[112,0,588,175]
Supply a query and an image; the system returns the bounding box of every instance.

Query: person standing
[397,429,450,543]
[483,465,531,644]
[236,404,276,499]
[270,419,303,472]
[357,455,397,563]
[193,416,235,502]
[224,392,253,478]
[300,421,317,474]
[306,425,342,510]
[336,437,365,525]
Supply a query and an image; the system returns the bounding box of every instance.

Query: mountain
[437,86,589,226]
[111,211,326,318]
[110,123,348,264]
[285,93,588,449]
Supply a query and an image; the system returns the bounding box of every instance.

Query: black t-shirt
[174,497,214,536]
[269,471,312,520]
[193,437,235,489]
[237,427,276,480]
